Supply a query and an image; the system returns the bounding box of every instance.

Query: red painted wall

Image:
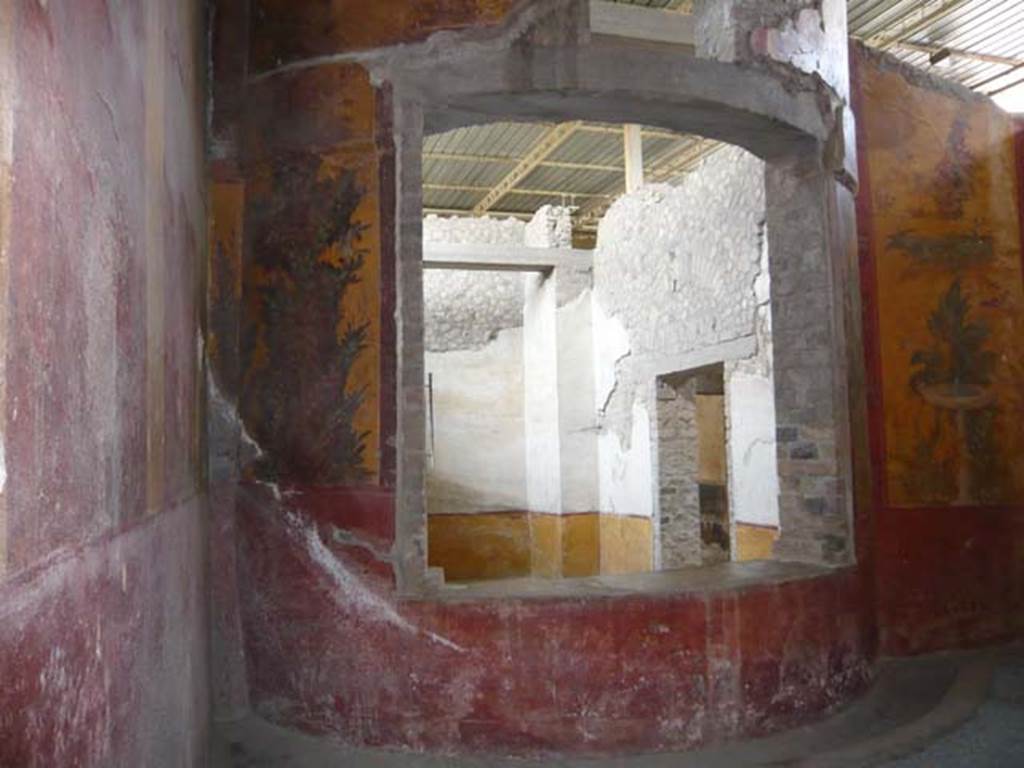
[0,2,208,765]
[235,483,873,756]
[852,44,1024,655]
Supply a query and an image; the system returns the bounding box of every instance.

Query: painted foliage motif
[860,58,1024,506]
[241,152,381,484]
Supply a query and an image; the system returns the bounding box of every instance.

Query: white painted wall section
[598,399,655,519]
[523,273,562,514]
[726,374,780,527]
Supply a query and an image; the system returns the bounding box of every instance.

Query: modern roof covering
[423,0,1024,229]
[423,122,719,230]
[848,0,1024,108]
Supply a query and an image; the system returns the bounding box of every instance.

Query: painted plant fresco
[240,156,378,484]
[860,61,1024,507]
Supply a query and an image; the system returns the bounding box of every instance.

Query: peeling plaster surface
[236,485,873,755]
[591,299,631,415]
[288,511,464,653]
[592,146,774,533]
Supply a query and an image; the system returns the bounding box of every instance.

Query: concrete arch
[391,42,836,163]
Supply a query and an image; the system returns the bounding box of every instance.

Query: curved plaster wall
[212,0,870,756]
[237,485,874,755]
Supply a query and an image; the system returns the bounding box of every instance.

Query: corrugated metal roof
[848,0,1024,105]
[423,120,710,228]
[423,1,1024,228]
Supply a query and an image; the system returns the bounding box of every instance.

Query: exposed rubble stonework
[656,376,701,568]
[422,209,576,352]
[592,146,778,566]
[594,148,765,361]
[423,269,524,352]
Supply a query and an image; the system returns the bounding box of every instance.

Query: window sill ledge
[406,559,847,603]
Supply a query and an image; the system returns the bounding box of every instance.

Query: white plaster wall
[422,215,530,514]
[726,374,780,527]
[598,399,655,519]
[523,273,562,514]
[425,327,528,514]
[725,219,780,528]
[557,290,599,513]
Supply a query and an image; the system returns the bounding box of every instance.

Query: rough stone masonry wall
[422,208,573,352]
[423,215,523,352]
[656,376,701,568]
[593,145,769,559]
[593,146,766,360]
[423,268,524,352]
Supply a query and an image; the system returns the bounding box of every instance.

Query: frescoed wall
[857,53,1024,509]
[0,2,209,764]
[236,65,384,486]
[854,43,1024,653]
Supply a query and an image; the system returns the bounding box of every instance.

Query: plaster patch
[726,373,780,527]
[754,9,827,78]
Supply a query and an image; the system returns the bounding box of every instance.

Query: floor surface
[212,645,1023,767]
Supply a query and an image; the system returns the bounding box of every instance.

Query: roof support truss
[472,121,582,214]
